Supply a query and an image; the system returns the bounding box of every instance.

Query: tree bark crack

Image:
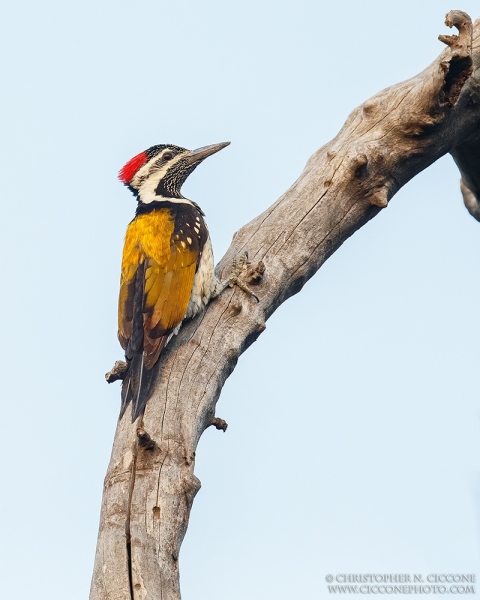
[287,200,377,289]
[275,189,332,255]
[125,439,139,600]
[172,297,237,425]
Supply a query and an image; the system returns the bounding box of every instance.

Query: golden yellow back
[118,208,198,369]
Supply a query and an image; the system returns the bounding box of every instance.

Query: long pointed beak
[185,141,230,165]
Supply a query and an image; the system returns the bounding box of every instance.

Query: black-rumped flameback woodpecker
[117,141,250,422]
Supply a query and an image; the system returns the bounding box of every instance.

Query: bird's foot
[218,252,264,302]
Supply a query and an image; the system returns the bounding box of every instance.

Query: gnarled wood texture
[90,11,480,600]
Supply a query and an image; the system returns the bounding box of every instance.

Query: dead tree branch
[90,12,480,600]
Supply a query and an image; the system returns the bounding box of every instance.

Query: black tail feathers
[119,352,156,422]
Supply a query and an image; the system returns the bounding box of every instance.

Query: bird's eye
[163,152,173,161]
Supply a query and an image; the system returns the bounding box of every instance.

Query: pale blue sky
[0,1,479,598]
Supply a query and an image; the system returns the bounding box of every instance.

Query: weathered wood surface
[90,12,480,600]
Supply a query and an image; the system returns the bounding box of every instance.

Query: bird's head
[118,142,230,205]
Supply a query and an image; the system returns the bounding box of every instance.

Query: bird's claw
[222,252,260,302]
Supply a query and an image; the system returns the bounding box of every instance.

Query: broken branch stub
[90,12,480,600]
[459,177,480,221]
[105,360,129,383]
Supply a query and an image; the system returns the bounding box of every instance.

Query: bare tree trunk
[90,12,480,600]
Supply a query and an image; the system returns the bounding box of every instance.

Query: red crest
[118,151,148,184]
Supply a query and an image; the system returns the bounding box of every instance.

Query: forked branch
[91,12,480,600]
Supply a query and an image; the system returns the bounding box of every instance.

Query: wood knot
[363,100,376,115]
[256,321,266,333]
[105,360,128,383]
[136,428,156,450]
[211,417,228,432]
[353,154,369,179]
[183,473,201,507]
[369,191,388,208]
[230,301,242,316]
[327,150,337,160]
[152,506,160,519]
[245,261,265,284]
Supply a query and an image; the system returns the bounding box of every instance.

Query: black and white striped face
[119,142,230,206]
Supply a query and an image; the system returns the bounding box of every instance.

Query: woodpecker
[117,141,236,421]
